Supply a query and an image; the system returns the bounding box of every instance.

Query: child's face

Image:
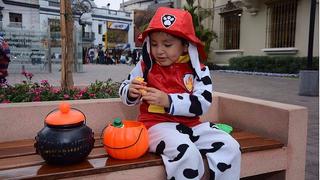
[150,32,188,66]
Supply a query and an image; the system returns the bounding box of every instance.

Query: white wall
[0,1,40,31]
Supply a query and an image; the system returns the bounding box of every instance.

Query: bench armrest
[205,92,308,180]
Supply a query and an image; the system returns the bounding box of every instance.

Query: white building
[0,0,40,31]
[0,0,134,69]
[38,0,133,50]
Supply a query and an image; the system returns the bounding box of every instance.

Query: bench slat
[237,138,284,153]
[0,139,104,159]
[0,148,106,171]
[0,130,284,179]
[0,154,162,180]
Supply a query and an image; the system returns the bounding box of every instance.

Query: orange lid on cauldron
[45,102,85,126]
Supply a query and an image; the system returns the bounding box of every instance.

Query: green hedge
[227,56,318,74]
[205,56,319,73]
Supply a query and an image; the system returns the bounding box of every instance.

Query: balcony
[231,0,260,15]
[50,32,61,39]
[8,22,23,28]
[48,0,59,7]
[82,32,95,42]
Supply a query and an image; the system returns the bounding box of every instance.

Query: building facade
[179,0,319,64]
[120,0,175,47]
[0,0,134,70]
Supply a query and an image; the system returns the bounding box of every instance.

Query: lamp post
[298,0,318,96]
[307,0,316,69]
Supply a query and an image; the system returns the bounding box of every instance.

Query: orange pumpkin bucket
[103,118,149,160]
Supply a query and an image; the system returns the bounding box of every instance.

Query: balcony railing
[48,1,59,7]
[8,22,23,28]
[50,32,61,39]
[82,32,95,42]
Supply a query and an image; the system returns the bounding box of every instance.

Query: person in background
[120,53,126,64]
[97,47,105,64]
[0,33,10,84]
[132,49,137,65]
[88,47,95,63]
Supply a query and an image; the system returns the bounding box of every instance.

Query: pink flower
[33,96,41,101]
[27,72,33,79]
[63,94,70,99]
[51,89,59,94]
[40,80,49,85]
[2,99,11,103]
[21,71,34,81]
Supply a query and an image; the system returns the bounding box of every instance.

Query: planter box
[0,98,139,142]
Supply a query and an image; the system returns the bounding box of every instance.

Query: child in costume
[119,7,241,180]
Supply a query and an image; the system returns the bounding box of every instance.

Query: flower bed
[0,71,121,103]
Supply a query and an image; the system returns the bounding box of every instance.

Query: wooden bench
[0,130,283,179]
[0,92,308,179]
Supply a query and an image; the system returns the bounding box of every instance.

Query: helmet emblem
[162,14,176,28]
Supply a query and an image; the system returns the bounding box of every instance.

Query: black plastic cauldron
[34,102,95,164]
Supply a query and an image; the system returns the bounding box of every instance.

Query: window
[98,24,102,34]
[266,0,297,48]
[9,12,22,28]
[219,1,242,49]
[9,12,22,23]
[48,19,61,47]
[48,19,60,32]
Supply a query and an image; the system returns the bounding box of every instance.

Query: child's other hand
[142,87,170,108]
[128,78,147,99]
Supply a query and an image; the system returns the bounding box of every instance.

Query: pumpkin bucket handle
[100,124,109,139]
[101,126,145,149]
[44,107,87,126]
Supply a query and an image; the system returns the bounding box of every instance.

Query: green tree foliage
[184,0,217,59]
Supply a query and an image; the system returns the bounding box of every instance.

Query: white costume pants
[148,122,241,180]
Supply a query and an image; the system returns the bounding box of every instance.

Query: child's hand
[128,77,147,99]
[142,87,170,108]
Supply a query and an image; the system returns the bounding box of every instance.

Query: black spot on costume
[176,124,200,143]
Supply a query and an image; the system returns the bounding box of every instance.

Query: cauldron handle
[72,108,87,125]
[44,107,87,126]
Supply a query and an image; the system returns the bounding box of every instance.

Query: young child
[119,7,241,180]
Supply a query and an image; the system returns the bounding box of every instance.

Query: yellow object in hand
[136,77,144,82]
[148,104,165,114]
[135,77,147,95]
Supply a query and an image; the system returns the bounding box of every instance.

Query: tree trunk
[197,0,201,25]
[60,0,74,90]
[211,0,216,31]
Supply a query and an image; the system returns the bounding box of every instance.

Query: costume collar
[176,54,190,63]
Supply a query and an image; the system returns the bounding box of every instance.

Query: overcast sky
[94,0,127,10]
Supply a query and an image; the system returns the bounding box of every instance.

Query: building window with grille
[219,1,242,50]
[9,12,22,28]
[48,19,60,32]
[266,0,298,48]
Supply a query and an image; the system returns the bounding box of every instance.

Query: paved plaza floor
[6,64,319,180]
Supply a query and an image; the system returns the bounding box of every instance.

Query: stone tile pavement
[6,64,319,180]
